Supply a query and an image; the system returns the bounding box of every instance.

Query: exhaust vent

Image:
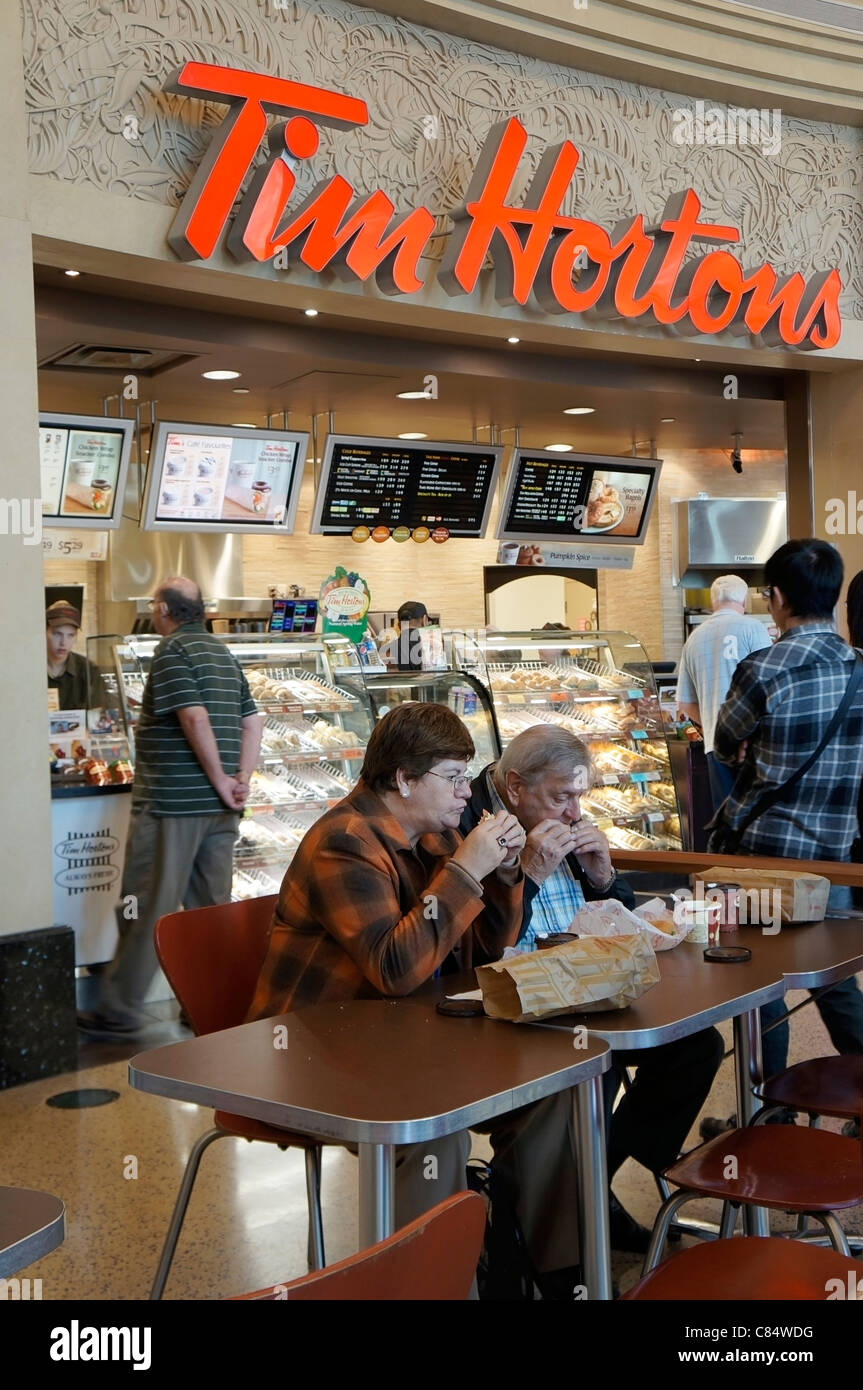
[39,344,188,372]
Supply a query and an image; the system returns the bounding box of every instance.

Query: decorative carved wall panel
[22,0,863,318]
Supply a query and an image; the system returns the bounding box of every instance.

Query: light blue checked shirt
[482,768,585,949]
[522,861,586,949]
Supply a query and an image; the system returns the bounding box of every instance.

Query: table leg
[574,1075,612,1301]
[733,1009,769,1237]
[358,1142,395,1249]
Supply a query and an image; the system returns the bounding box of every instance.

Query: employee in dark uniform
[380,600,430,669]
[46,601,106,709]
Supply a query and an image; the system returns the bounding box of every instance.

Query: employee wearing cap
[377,600,428,669]
[46,601,106,710]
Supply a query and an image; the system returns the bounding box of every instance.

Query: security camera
[731,432,743,474]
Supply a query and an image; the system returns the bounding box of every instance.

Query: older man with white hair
[462,725,723,1257]
[677,573,772,810]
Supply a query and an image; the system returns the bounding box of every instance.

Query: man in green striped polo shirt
[79,576,263,1038]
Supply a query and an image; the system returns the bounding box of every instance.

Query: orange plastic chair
[623,1235,863,1301]
[641,1126,863,1272]
[756,1055,863,1130]
[232,1192,486,1301]
[150,895,327,1300]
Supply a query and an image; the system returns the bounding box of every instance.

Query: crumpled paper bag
[476,932,660,1022]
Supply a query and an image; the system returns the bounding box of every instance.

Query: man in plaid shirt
[709,538,863,1085]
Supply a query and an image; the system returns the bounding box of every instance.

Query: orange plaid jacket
[245,780,523,1019]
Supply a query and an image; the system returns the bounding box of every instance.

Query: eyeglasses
[426,769,473,791]
[759,586,773,601]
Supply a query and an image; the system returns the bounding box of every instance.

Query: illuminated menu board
[39,413,135,530]
[497,450,662,546]
[311,436,502,537]
[141,422,309,534]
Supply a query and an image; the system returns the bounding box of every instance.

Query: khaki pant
[98,807,239,1024]
[392,1088,579,1275]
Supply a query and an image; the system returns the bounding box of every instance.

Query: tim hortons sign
[165,63,842,350]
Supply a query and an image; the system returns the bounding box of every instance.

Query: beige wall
[0,4,52,933]
[242,472,502,630]
[811,369,863,636]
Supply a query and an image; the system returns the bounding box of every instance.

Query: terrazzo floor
[1,980,861,1300]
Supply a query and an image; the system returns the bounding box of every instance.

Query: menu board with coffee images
[155,434,298,525]
[40,414,134,529]
[498,451,661,546]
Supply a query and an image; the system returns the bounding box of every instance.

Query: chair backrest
[154,895,278,1036]
[234,1191,485,1301]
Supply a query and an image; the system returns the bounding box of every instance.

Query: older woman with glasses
[246,700,525,1019]
[245,702,587,1296]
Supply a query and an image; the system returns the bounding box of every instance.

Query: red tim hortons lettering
[165,68,843,349]
[226,116,435,294]
[164,63,369,262]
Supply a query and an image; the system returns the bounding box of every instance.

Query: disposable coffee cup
[69,457,95,488]
[498,542,520,565]
[673,897,721,946]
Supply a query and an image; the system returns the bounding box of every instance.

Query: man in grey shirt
[676,574,772,809]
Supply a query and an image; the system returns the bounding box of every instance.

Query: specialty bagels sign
[165,63,842,351]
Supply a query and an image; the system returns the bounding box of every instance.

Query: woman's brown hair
[360,701,474,792]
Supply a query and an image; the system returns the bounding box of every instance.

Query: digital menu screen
[269,599,318,633]
[142,423,309,534]
[39,414,135,530]
[311,436,502,537]
[497,451,662,546]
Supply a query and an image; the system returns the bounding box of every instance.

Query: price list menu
[506,456,589,535]
[318,442,497,535]
[501,455,657,541]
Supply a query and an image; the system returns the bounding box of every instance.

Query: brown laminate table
[129,998,614,1297]
[0,1187,65,1279]
[531,914,863,1237]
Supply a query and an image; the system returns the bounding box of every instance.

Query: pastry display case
[337,666,501,773]
[93,632,375,900]
[453,629,683,851]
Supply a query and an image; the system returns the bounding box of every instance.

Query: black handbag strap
[729,653,863,848]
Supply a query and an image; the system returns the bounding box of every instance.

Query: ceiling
[34,268,788,461]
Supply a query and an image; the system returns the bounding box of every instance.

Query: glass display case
[452,629,683,851]
[88,631,376,899]
[337,666,501,774]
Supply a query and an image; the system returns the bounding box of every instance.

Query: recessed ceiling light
[397,390,428,399]
[563,407,594,415]
[398,432,428,440]
[545,443,572,452]
[694,358,701,362]
[661,417,676,423]
[304,308,319,317]
[63,268,81,277]
[232,422,257,428]
[507,336,520,344]
[202,369,240,380]
[233,387,250,395]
